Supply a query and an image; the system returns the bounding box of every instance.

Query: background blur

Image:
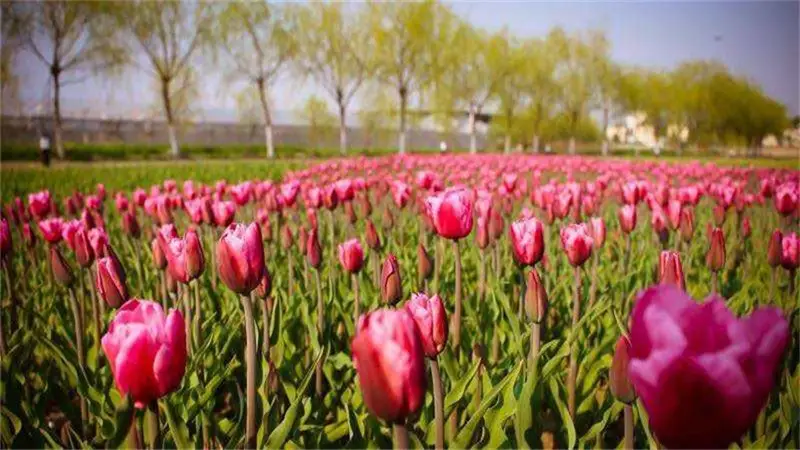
[2,1,798,161]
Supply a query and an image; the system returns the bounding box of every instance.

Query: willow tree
[14,1,123,158]
[216,2,295,159]
[367,0,450,154]
[117,1,214,158]
[1,2,25,114]
[293,3,369,154]
[520,36,559,153]
[490,33,527,153]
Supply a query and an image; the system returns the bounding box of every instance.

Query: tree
[367,0,451,154]
[117,1,213,158]
[489,32,527,153]
[13,1,124,158]
[296,95,336,149]
[216,2,295,159]
[520,36,559,153]
[293,3,370,154]
[587,30,619,156]
[550,28,598,154]
[1,2,26,115]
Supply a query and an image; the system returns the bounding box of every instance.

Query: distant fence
[0,116,485,151]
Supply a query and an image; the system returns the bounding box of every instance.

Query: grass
[0,159,302,202]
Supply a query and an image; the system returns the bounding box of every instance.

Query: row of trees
[2,1,792,159]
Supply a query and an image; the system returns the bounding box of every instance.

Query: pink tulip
[618,204,637,234]
[133,188,147,207]
[88,228,109,257]
[560,223,593,267]
[334,179,355,202]
[102,299,187,408]
[590,217,606,248]
[212,201,236,228]
[628,285,789,449]
[509,217,544,266]
[390,181,411,208]
[28,190,52,219]
[114,193,129,213]
[96,256,128,308]
[781,232,799,270]
[0,219,11,262]
[405,293,448,359]
[774,183,798,217]
[666,200,682,230]
[38,218,64,244]
[338,239,364,274]
[159,227,205,283]
[425,187,474,240]
[216,223,264,294]
[351,308,426,423]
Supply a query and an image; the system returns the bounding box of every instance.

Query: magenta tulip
[509,217,544,266]
[338,239,364,274]
[405,293,448,359]
[216,223,264,295]
[425,187,474,240]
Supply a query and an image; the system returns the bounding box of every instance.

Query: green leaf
[105,394,135,449]
[444,358,481,417]
[453,360,524,449]
[267,346,329,449]
[548,378,576,450]
[163,397,191,450]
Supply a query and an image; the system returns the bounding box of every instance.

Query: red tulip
[774,183,798,216]
[509,217,544,266]
[322,184,339,210]
[114,193,129,213]
[255,267,272,299]
[609,335,635,404]
[425,187,473,240]
[590,217,606,248]
[122,212,141,238]
[212,201,236,228]
[50,246,73,286]
[679,208,694,242]
[628,285,789,449]
[334,179,355,202]
[666,200,681,230]
[417,244,433,283]
[365,220,381,250]
[102,299,187,408]
[96,256,128,308]
[159,227,205,283]
[658,251,685,290]
[381,253,402,305]
[618,204,637,234]
[524,269,547,322]
[74,227,94,268]
[216,223,264,294]
[0,219,10,263]
[351,308,426,423]
[390,181,411,208]
[767,230,783,267]
[405,293,448,358]
[306,227,322,269]
[706,227,726,272]
[560,223,593,267]
[28,190,52,219]
[152,238,167,269]
[88,228,109,257]
[338,239,364,274]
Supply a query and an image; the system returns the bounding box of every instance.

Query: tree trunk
[160,78,181,158]
[532,135,540,154]
[339,102,348,155]
[398,87,407,154]
[52,68,64,159]
[568,136,576,154]
[468,106,477,154]
[256,78,275,159]
[601,102,610,156]
[504,134,511,154]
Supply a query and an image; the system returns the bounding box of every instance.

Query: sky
[11,1,800,123]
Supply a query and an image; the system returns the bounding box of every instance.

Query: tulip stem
[478,249,486,303]
[589,250,598,307]
[240,294,257,449]
[430,359,445,450]
[193,280,201,352]
[567,266,582,420]
[183,285,193,355]
[67,286,89,439]
[262,296,272,360]
[530,321,540,366]
[393,423,409,450]
[710,271,719,295]
[87,269,101,350]
[134,238,143,291]
[146,401,160,449]
[287,250,295,299]
[624,234,631,274]
[2,263,17,336]
[314,269,324,397]
[623,403,634,450]
[453,239,463,351]
[159,271,167,310]
[769,267,776,303]
[352,273,360,324]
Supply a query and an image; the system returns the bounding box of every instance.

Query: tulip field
[1,154,798,449]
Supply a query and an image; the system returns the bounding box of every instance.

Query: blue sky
[13,1,799,122]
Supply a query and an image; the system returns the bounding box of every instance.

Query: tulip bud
[382,208,394,230]
[152,238,167,269]
[338,239,364,273]
[74,227,94,268]
[590,217,606,248]
[706,227,726,272]
[121,211,140,238]
[618,204,637,234]
[255,267,272,299]
[297,226,308,256]
[365,220,381,250]
[524,269,547,323]
[216,223,265,295]
[476,216,489,250]
[381,253,402,305]
[679,208,694,242]
[658,251,685,291]
[417,243,433,282]
[767,230,783,267]
[185,228,205,281]
[713,204,726,226]
[510,217,544,266]
[96,256,128,308]
[560,224,593,267]
[306,228,322,269]
[280,224,293,250]
[405,293,448,358]
[741,217,751,239]
[0,219,11,263]
[345,201,357,225]
[489,208,504,241]
[50,246,73,287]
[609,335,635,404]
